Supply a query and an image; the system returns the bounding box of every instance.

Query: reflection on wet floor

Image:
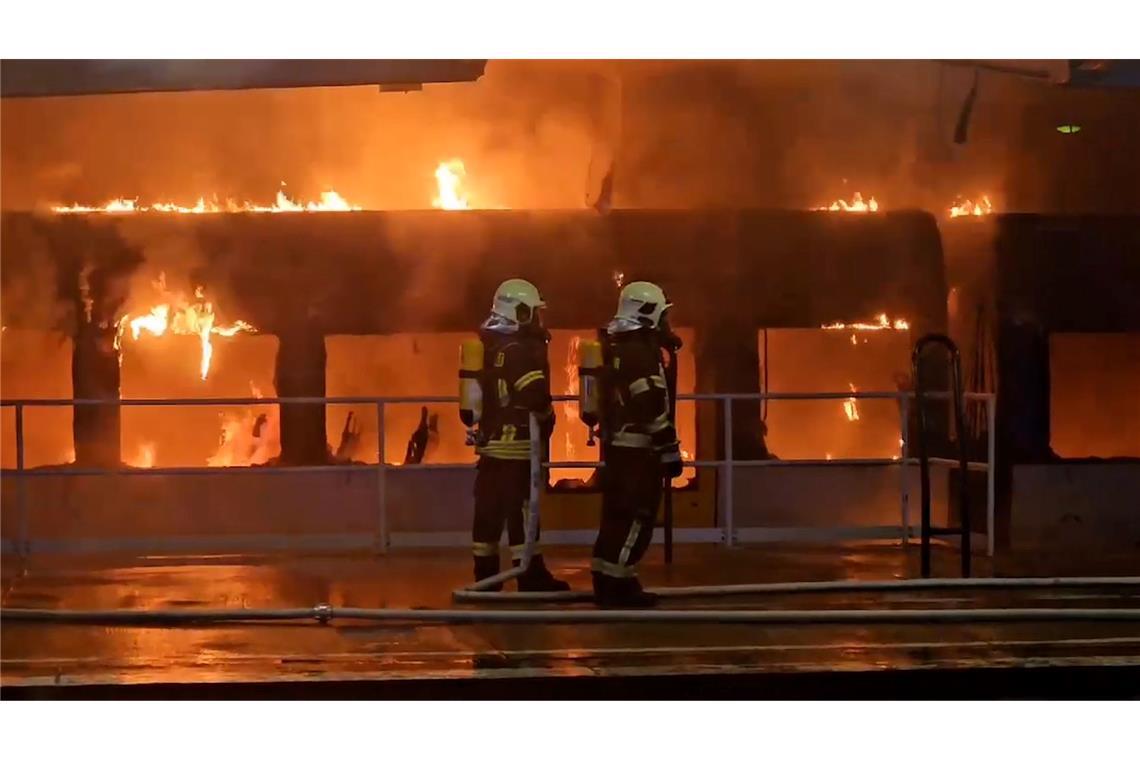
[2,543,1139,689]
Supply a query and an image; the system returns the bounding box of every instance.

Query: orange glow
[127,305,171,340]
[822,313,910,331]
[949,195,994,218]
[126,441,156,468]
[843,383,861,422]
[206,383,279,467]
[432,160,470,210]
[815,192,879,213]
[562,336,582,463]
[115,274,255,380]
[51,186,361,214]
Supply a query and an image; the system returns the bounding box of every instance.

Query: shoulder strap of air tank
[592,326,611,453]
[662,337,679,422]
[596,326,614,377]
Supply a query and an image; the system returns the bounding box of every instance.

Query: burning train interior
[1,59,1139,555]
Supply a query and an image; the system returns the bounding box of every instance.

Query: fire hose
[453,576,1140,604]
[442,416,1140,608]
[4,606,1139,626]
[6,420,1140,626]
[662,338,680,564]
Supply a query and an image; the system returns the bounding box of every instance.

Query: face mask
[659,311,683,351]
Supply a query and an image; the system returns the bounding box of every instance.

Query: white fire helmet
[614,281,672,328]
[491,278,546,325]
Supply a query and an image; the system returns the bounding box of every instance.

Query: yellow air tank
[458,338,484,445]
[577,338,604,445]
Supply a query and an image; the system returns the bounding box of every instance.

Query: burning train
[1,60,1138,561]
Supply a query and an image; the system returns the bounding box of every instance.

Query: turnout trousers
[591,446,663,581]
[471,456,539,578]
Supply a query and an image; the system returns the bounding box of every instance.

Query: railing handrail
[0,456,991,476]
[0,390,996,407]
[2,387,998,561]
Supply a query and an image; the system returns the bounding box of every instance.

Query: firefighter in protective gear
[592,281,684,608]
[469,278,570,592]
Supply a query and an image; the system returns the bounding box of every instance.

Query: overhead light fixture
[1056,124,1082,134]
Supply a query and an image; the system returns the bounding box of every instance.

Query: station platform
[3,543,1139,698]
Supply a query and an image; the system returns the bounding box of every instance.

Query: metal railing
[914,333,973,578]
[1,390,996,559]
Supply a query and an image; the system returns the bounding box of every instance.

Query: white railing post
[986,394,996,558]
[723,397,734,547]
[375,401,388,555]
[15,402,29,558]
[899,394,910,545]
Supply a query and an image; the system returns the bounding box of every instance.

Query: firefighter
[592,281,683,608]
[468,278,570,592]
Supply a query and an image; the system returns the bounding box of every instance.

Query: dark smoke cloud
[2,60,1139,214]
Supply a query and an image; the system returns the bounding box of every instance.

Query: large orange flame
[115,274,255,380]
[843,382,861,422]
[206,383,279,467]
[126,441,156,468]
[948,195,994,218]
[562,336,582,463]
[432,160,470,210]
[815,192,880,213]
[821,313,910,331]
[52,186,361,215]
[824,317,909,434]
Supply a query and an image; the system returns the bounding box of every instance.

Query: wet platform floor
[3,543,1139,697]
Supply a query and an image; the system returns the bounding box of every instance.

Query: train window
[1049,333,1140,459]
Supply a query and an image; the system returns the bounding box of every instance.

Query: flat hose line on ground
[5,578,1139,626]
[2,606,1140,626]
[451,576,1140,604]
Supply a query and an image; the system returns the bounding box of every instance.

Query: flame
[673,447,696,485]
[129,305,171,340]
[815,192,879,213]
[78,263,94,324]
[562,336,582,462]
[822,313,910,331]
[843,383,861,422]
[613,270,625,289]
[206,383,279,467]
[949,195,994,218]
[52,186,361,215]
[127,441,156,468]
[116,273,256,380]
[432,160,470,210]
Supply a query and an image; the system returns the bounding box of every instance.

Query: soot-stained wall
[944,215,1140,456]
[1,209,948,464]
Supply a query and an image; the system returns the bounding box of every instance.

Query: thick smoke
[4,60,1139,214]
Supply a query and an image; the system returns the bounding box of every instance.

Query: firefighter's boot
[592,572,658,609]
[473,555,503,592]
[515,554,571,592]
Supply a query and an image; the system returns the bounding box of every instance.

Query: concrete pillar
[71,320,121,467]
[996,318,1051,463]
[274,321,328,465]
[694,321,771,461]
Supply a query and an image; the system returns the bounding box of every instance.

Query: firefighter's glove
[659,441,684,479]
[538,409,556,442]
